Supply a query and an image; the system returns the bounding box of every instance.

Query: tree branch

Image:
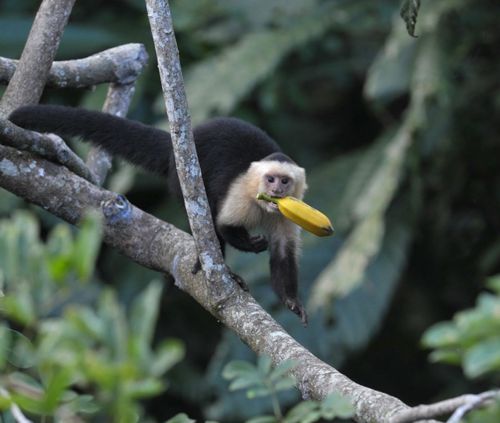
[0,44,149,89]
[0,118,96,184]
[0,0,75,117]
[390,389,500,423]
[0,143,411,422]
[1,43,148,186]
[145,0,235,304]
[86,82,137,185]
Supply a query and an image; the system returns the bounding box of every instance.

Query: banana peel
[257,193,334,237]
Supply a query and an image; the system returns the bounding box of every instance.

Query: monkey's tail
[9,105,172,176]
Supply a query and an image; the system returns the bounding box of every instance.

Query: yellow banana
[257,193,334,237]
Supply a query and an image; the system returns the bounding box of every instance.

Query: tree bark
[0,44,149,89]
[0,0,75,117]
[0,144,411,422]
[145,0,235,305]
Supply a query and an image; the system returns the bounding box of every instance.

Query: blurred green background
[1,0,499,421]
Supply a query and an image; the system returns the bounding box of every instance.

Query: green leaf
[150,339,185,377]
[273,377,296,392]
[165,413,196,423]
[0,282,36,326]
[246,386,271,399]
[364,15,417,103]
[268,359,298,382]
[46,224,74,282]
[66,307,104,341]
[246,416,278,423]
[124,378,165,399]
[421,321,461,349]
[487,275,500,295]
[42,369,73,413]
[0,325,11,370]
[257,355,273,376]
[463,337,500,378]
[400,0,421,37]
[185,7,343,124]
[0,394,12,411]
[285,400,320,423]
[98,290,128,360]
[310,123,414,306]
[130,280,163,346]
[222,360,257,380]
[320,393,355,419]
[66,394,100,414]
[428,349,462,365]
[6,329,35,369]
[229,375,263,392]
[454,294,500,345]
[72,211,103,282]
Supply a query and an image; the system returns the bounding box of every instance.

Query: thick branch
[145,0,234,303]
[0,144,411,423]
[0,0,75,117]
[0,44,149,89]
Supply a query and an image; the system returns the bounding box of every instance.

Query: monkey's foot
[192,260,248,291]
[249,235,268,253]
[286,298,308,326]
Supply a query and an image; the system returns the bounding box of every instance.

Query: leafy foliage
[0,212,184,422]
[422,275,500,379]
[1,0,500,420]
[222,356,354,423]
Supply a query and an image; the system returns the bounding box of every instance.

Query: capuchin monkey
[9,105,309,323]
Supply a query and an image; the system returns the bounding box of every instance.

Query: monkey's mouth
[266,194,283,213]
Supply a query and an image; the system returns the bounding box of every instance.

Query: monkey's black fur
[10,105,282,229]
[9,105,308,323]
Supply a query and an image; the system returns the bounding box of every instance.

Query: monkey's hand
[249,235,268,253]
[219,225,268,253]
[285,298,308,326]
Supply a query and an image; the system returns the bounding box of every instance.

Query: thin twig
[447,391,500,423]
[390,390,500,423]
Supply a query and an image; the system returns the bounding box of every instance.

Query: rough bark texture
[0,1,484,422]
[0,118,96,184]
[86,82,137,185]
[1,43,148,187]
[0,44,149,89]
[0,0,75,117]
[145,0,235,304]
[0,144,411,422]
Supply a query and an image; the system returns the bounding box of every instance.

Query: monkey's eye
[281,177,289,185]
[267,176,275,183]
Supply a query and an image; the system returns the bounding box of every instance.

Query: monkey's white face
[248,160,308,214]
[260,173,295,213]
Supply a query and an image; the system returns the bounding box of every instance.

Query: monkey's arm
[218,224,268,253]
[269,240,307,325]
